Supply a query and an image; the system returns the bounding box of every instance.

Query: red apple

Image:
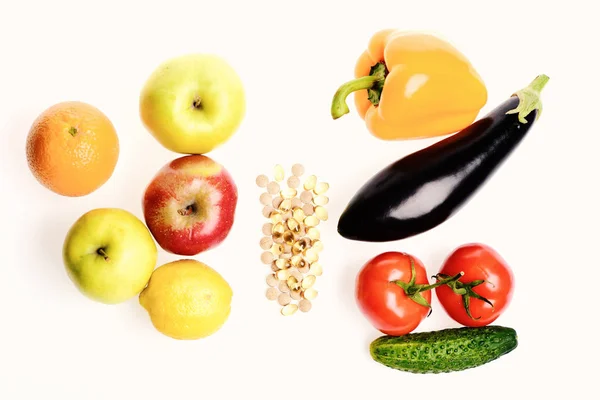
[142,155,238,256]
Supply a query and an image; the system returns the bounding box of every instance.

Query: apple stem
[178,204,195,216]
[97,248,110,261]
[192,96,202,110]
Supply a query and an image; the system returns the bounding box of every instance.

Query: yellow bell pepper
[331,30,488,140]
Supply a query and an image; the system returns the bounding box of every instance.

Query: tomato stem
[393,257,464,309]
[433,273,495,320]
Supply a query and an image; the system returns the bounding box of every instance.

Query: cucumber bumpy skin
[370,326,517,374]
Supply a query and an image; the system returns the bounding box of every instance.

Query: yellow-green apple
[142,154,238,256]
[139,53,245,154]
[62,208,158,304]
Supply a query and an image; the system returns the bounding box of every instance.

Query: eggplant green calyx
[506,74,549,124]
[434,273,494,320]
[393,257,464,311]
[331,62,388,120]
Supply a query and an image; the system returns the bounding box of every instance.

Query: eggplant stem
[506,74,549,123]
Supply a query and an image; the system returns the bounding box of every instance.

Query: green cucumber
[370,326,517,374]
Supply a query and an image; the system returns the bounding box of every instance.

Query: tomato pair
[355,243,514,336]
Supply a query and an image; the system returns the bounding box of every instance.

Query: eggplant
[337,74,549,242]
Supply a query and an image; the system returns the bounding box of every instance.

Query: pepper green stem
[330,62,388,120]
[331,76,379,119]
[506,74,549,124]
[392,257,464,309]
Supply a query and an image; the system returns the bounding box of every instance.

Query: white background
[1,0,598,398]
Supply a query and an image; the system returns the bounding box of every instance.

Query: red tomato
[435,243,514,327]
[355,252,431,336]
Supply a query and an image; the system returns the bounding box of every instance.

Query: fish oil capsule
[287,218,301,233]
[290,255,304,268]
[277,270,290,281]
[314,182,329,195]
[270,243,284,256]
[279,198,292,212]
[304,288,318,300]
[313,195,329,206]
[270,212,283,224]
[296,257,308,270]
[287,276,301,291]
[309,263,323,276]
[272,222,285,238]
[274,164,285,182]
[283,230,295,245]
[280,188,298,199]
[304,248,319,263]
[292,238,310,255]
[307,228,320,240]
[312,240,324,253]
[276,258,291,270]
[304,175,317,191]
[304,216,319,227]
[314,206,328,221]
[292,208,306,222]
[281,304,298,316]
[302,275,316,289]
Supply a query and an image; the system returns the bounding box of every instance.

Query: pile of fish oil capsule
[256,164,329,316]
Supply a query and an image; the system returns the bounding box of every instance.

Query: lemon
[139,259,233,340]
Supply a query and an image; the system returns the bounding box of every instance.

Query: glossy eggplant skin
[337,95,537,242]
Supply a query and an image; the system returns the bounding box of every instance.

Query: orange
[26,101,119,197]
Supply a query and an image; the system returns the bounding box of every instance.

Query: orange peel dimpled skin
[26,101,119,197]
[331,30,488,140]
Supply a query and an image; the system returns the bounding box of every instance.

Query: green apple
[139,53,246,154]
[62,208,157,304]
